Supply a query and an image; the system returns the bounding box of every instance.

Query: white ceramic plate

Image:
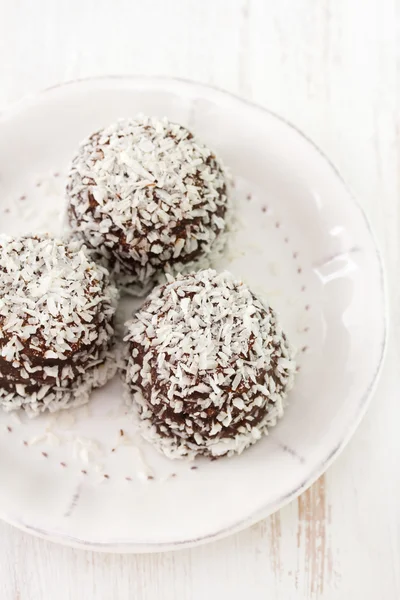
[0,76,386,552]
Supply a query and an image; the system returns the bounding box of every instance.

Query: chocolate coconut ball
[124,269,296,459]
[0,235,118,416]
[67,116,231,295]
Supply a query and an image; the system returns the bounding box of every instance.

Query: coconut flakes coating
[0,234,119,415]
[67,116,231,295]
[124,269,296,459]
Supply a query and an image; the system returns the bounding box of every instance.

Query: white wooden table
[0,1,399,598]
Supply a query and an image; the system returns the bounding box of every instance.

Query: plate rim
[0,74,388,553]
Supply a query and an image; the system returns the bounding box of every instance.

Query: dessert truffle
[67,116,230,295]
[124,269,296,459]
[0,235,118,416]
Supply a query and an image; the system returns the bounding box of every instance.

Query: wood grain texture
[0,0,399,598]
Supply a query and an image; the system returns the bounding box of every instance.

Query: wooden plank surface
[0,0,399,598]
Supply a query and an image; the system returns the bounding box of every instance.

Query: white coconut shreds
[0,234,119,415]
[123,269,296,459]
[67,115,232,295]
